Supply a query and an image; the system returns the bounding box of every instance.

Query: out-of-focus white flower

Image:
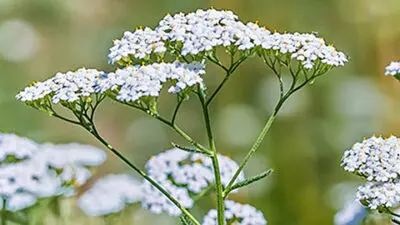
[0,133,39,161]
[141,148,245,216]
[39,143,106,168]
[0,135,106,212]
[202,200,267,225]
[141,180,193,216]
[334,199,367,225]
[356,180,400,209]
[341,135,400,182]
[4,193,37,212]
[385,61,400,76]
[77,174,142,216]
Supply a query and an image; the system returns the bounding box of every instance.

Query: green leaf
[171,142,211,155]
[229,169,273,192]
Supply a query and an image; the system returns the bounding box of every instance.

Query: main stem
[86,126,200,225]
[198,88,225,225]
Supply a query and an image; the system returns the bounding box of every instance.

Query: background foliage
[0,0,400,224]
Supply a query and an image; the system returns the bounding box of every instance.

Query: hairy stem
[198,86,225,225]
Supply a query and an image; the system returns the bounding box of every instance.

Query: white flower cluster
[141,148,245,216]
[77,174,142,216]
[110,61,205,102]
[341,136,400,182]
[334,199,367,225]
[141,180,194,216]
[261,32,347,69]
[385,61,400,76]
[341,135,400,209]
[108,27,166,63]
[0,133,38,161]
[16,68,107,104]
[0,134,106,211]
[108,9,347,69]
[202,200,267,225]
[356,180,400,209]
[17,62,205,105]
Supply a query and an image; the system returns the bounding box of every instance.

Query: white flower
[341,135,400,182]
[2,193,37,212]
[77,174,142,216]
[110,61,206,102]
[16,68,108,104]
[0,136,106,211]
[356,180,400,209]
[141,180,193,216]
[108,9,347,71]
[202,200,267,225]
[385,61,400,76]
[141,148,245,216]
[39,143,106,168]
[108,9,270,63]
[108,27,166,64]
[145,148,244,194]
[262,32,347,69]
[334,199,367,225]
[0,133,39,162]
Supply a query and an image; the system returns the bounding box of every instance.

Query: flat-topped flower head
[385,61,400,78]
[341,135,400,182]
[77,174,142,216]
[202,200,267,225]
[156,9,269,55]
[141,148,245,216]
[0,133,39,162]
[108,27,166,64]
[109,61,205,102]
[356,180,400,210]
[108,8,271,64]
[16,68,108,105]
[260,32,347,69]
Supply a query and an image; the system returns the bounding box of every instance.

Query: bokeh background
[0,0,400,224]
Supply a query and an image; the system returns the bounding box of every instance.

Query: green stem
[2,199,7,225]
[198,86,225,225]
[192,184,215,202]
[85,125,200,225]
[393,218,400,225]
[118,101,211,155]
[223,66,319,196]
[223,112,276,197]
[206,71,231,106]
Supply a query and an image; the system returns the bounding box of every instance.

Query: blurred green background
[0,0,400,224]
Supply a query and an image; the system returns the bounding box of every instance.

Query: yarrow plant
[17,8,347,225]
[341,63,400,224]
